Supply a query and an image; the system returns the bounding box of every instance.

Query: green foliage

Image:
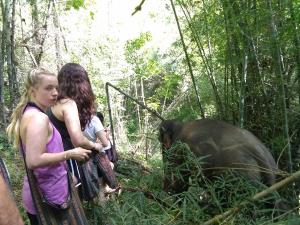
[89,143,296,225]
[65,0,85,10]
[165,94,200,121]
[122,32,186,141]
[125,32,152,64]
[84,202,112,225]
[125,118,139,141]
[3,0,300,223]
[155,72,182,100]
[89,11,95,20]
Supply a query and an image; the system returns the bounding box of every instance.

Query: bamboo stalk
[203,170,300,225]
[180,2,224,119]
[267,0,292,173]
[169,0,205,118]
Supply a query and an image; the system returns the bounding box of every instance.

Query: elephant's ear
[161,127,172,149]
[159,120,182,149]
[164,133,172,149]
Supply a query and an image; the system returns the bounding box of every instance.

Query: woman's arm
[92,116,109,147]
[24,111,91,169]
[96,130,109,147]
[62,99,102,151]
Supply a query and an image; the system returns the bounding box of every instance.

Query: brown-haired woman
[47,63,103,186]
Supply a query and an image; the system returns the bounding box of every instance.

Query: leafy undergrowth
[1,132,299,225]
[85,149,300,225]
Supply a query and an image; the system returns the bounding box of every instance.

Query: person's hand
[93,142,103,152]
[69,147,91,161]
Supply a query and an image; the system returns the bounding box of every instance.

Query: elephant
[159,118,279,194]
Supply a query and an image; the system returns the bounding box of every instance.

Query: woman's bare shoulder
[23,109,49,123]
[54,99,77,114]
[21,109,49,135]
[59,98,76,107]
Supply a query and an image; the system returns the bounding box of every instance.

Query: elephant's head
[159,120,183,149]
[159,120,188,193]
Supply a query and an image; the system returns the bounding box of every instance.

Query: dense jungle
[0,0,300,224]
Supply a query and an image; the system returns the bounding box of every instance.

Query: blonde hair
[6,68,56,149]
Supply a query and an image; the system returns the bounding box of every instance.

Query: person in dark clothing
[47,63,103,185]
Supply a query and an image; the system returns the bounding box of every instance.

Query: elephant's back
[179,118,278,185]
[179,119,245,147]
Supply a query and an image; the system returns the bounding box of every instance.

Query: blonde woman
[6,69,91,225]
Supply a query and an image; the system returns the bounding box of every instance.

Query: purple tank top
[22,107,68,215]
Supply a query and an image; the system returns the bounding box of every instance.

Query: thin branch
[22,45,38,67]
[132,0,146,16]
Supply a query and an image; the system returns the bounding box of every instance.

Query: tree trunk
[267,0,292,173]
[288,0,300,104]
[10,0,18,106]
[134,79,141,131]
[221,0,243,123]
[140,77,149,160]
[52,0,62,71]
[30,0,51,66]
[239,54,247,128]
[0,0,6,126]
[4,0,13,108]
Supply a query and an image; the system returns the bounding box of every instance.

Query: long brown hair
[6,68,56,148]
[57,63,95,129]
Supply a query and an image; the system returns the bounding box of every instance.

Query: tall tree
[0,0,6,126]
[0,0,18,120]
[7,0,18,107]
[267,0,292,173]
[52,0,63,71]
[29,0,51,66]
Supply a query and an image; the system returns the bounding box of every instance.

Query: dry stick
[203,170,300,225]
[105,82,165,121]
[22,45,38,67]
[131,0,146,16]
